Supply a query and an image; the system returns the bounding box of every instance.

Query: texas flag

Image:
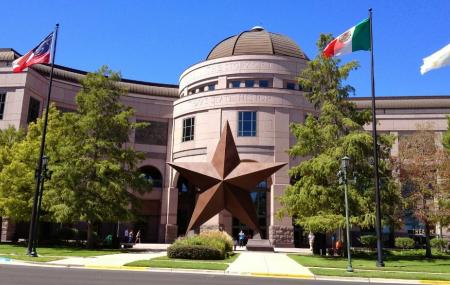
[12,32,54,73]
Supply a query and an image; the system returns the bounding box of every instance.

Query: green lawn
[310,268,450,281]
[289,250,450,274]
[0,244,123,262]
[289,250,450,281]
[125,253,239,271]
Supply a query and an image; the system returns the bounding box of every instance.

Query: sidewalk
[48,252,166,267]
[226,251,314,278]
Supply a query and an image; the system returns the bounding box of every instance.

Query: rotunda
[165,27,316,247]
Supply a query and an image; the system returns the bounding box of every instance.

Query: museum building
[0,27,449,246]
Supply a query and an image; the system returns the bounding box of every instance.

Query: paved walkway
[48,252,166,267]
[226,252,313,277]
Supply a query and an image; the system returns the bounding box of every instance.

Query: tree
[397,124,450,258]
[44,66,150,247]
[0,107,73,221]
[0,126,25,169]
[278,34,401,236]
[0,126,26,219]
[0,67,150,247]
[443,117,450,152]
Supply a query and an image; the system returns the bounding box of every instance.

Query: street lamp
[30,155,52,256]
[340,156,353,273]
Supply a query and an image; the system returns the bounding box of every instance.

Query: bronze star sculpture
[168,121,286,235]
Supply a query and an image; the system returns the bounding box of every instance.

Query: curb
[250,272,314,279]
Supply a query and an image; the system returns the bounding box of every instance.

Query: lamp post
[340,156,353,273]
[31,155,51,256]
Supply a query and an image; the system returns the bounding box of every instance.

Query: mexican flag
[323,18,371,58]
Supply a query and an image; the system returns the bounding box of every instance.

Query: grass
[0,255,62,262]
[310,268,450,281]
[125,253,239,271]
[289,249,450,281]
[0,243,123,262]
[289,250,450,274]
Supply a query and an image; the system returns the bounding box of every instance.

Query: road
[0,264,409,285]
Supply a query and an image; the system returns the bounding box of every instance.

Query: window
[238,111,256,137]
[182,117,195,142]
[135,120,168,145]
[0,93,6,120]
[27,97,40,123]
[230,80,241,88]
[259,80,269,88]
[286,82,296,90]
[207,84,215,91]
[245,80,255,87]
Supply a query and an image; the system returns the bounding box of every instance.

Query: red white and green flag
[323,18,371,58]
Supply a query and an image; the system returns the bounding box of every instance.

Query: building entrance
[176,176,197,236]
[232,180,268,240]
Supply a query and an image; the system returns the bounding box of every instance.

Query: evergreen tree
[279,34,401,235]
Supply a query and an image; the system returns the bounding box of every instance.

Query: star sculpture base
[168,121,286,235]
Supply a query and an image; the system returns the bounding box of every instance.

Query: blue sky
[2,0,449,97]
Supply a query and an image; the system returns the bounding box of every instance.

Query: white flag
[420,43,450,75]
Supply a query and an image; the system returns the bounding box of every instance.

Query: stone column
[269,108,294,247]
[269,184,294,247]
[159,186,178,243]
[1,218,16,242]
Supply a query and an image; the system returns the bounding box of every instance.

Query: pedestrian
[238,230,245,247]
[128,230,134,243]
[124,228,129,243]
[135,230,141,244]
[331,233,336,249]
[233,239,237,251]
[308,232,315,251]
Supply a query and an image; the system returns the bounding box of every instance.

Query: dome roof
[206,26,308,61]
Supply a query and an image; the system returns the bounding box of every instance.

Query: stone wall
[164,224,178,243]
[269,225,294,247]
[200,224,223,232]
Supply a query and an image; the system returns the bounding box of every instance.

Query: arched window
[139,166,163,188]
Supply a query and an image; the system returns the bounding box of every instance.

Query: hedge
[167,245,224,260]
[431,238,448,252]
[359,235,377,249]
[395,237,415,249]
[167,230,234,260]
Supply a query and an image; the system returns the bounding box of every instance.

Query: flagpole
[368,9,385,267]
[27,23,59,257]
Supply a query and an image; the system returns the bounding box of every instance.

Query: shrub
[430,238,447,252]
[395,237,415,250]
[359,235,377,250]
[168,230,234,260]
[168,245,223,260]
[200,230,233,253]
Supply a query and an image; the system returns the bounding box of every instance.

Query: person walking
[135,230,141,244]
[238,230,245,247]
[308,232,315,251]
[128,230,134,243]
